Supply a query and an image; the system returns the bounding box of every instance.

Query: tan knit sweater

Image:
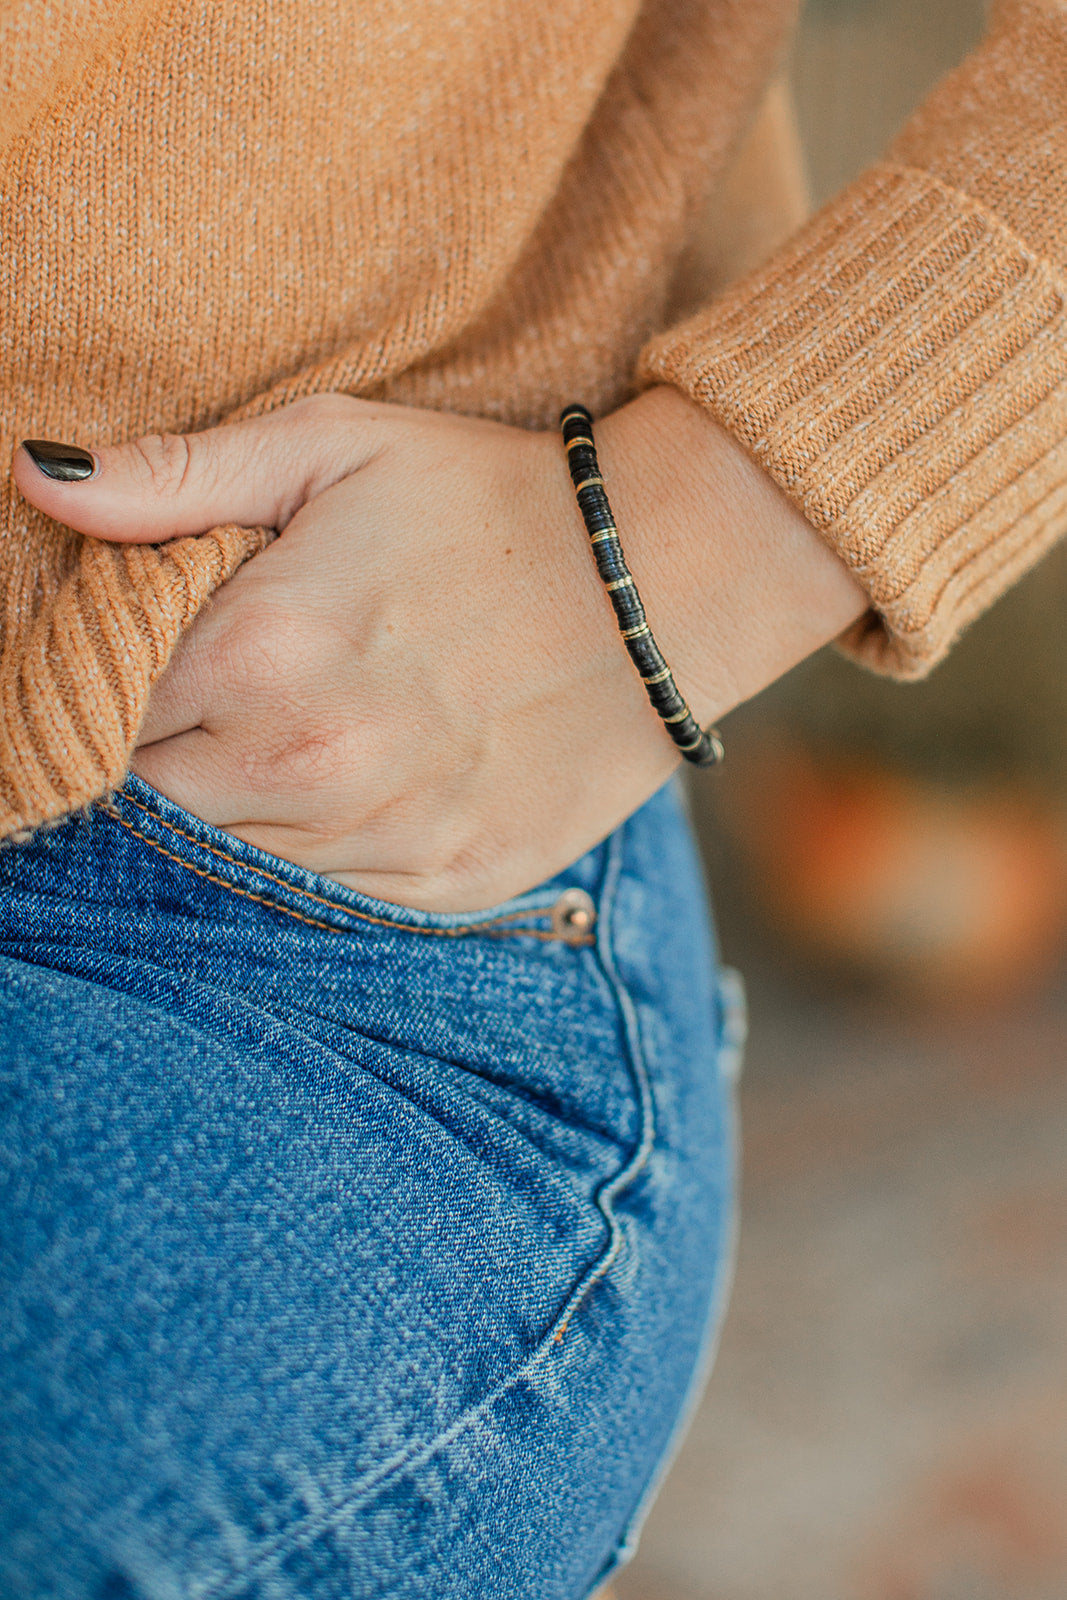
[3,0,1067,838]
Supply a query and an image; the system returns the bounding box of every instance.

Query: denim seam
[597,970,746,1586]
[100,802,592,945]
[195,821,656,1600]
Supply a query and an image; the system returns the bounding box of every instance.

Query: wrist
[592,387,869,724]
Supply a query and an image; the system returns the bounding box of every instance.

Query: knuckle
[287,392,360,431]
[221,603,312,685]
[131,431,194,498]
[131,430,224,505]
[270,724,350,791]
[232,715,353,796]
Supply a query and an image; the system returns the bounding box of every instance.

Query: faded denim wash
[0,774,743,1600]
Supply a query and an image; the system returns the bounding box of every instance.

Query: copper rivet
[551,887,597,944]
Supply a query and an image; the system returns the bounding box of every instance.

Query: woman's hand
[13,389,866,911]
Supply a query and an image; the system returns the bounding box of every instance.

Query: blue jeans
[0,774,743,1600]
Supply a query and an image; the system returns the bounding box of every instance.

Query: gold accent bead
[574,475,605,493]
[643,667,672,685]
[565,435,595,451]
[621,623,651,640]
[664,707,691,724]
[605,576,635,592]
[590,528,618,544]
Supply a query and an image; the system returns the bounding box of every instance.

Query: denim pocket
[102,774,601,949]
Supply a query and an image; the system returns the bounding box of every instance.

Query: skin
[13,386,867,911]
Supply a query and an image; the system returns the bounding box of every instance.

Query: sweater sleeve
[638,0,1067,678]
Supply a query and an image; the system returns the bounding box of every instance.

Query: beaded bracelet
[560,404,724,768]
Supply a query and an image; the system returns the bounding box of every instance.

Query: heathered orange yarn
[2,0,1066,836]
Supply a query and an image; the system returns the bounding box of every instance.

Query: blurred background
[618,1,1067,1596]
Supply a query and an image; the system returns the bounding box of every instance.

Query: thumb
[12,394,385,544]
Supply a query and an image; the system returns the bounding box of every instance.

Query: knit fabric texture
[3,0,1067,836]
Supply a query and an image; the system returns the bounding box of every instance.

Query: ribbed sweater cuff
[639,162,1067,678]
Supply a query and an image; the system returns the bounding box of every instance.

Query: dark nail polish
[22,439,97,482]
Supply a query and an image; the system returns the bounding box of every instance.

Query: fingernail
[22,439,97,482]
